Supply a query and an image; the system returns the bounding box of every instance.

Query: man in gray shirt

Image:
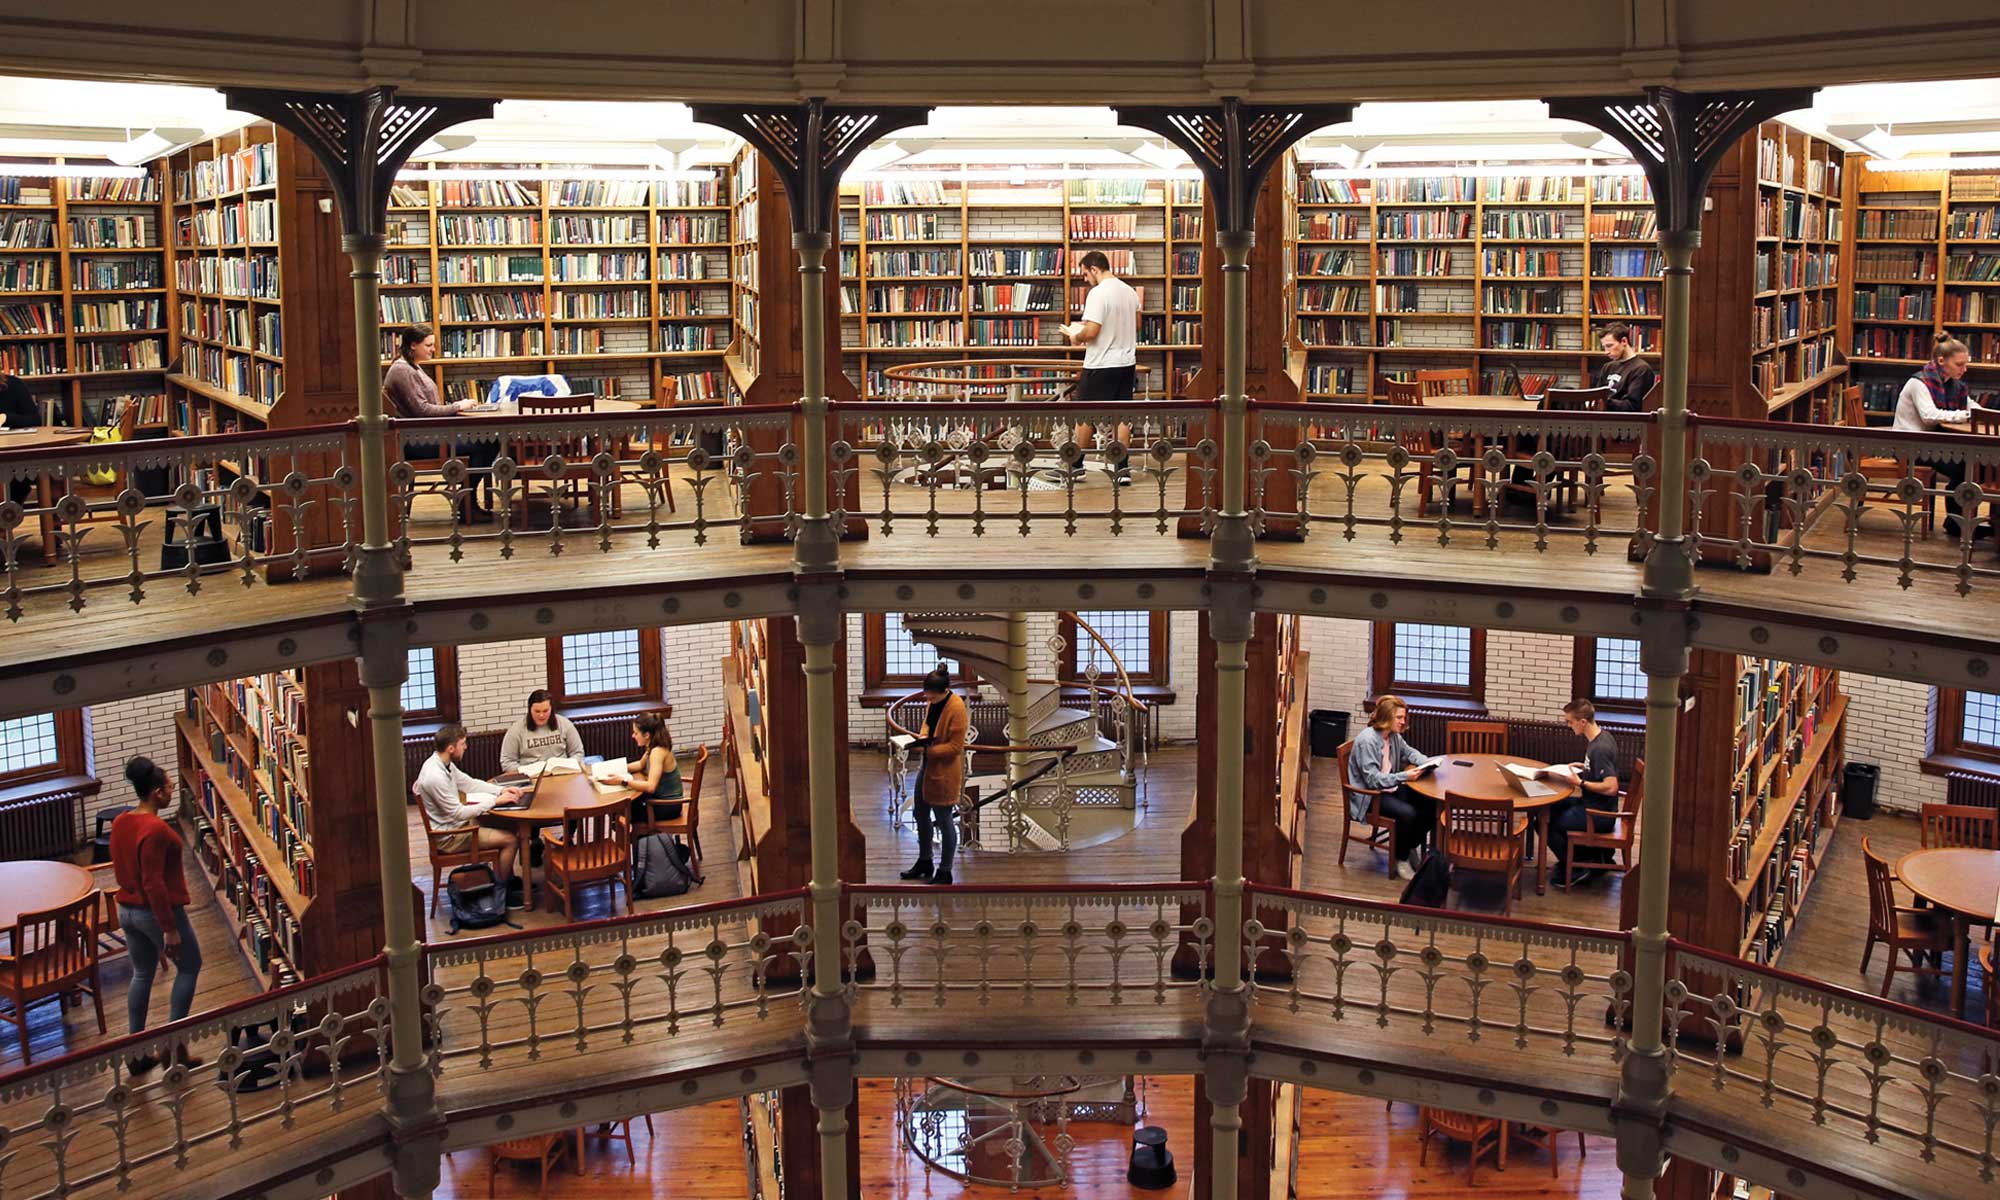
[1547,699,1622,886]
[500,689,585,773]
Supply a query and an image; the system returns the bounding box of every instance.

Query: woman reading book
[384,323,500,519]
[615,712,683,828]
[900,665,969,885]
[1346,695,1440,880]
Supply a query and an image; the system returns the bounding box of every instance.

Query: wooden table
[1405,753,1578,895]
[1418,396,1541,515]
[461,397,644,418]
[483,770,634,911]
[0,427,93,561]
[1894,847,2000,1019]
[0,860,95,932]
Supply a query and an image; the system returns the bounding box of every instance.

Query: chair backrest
[7,893,98,984]
[1384,379,1423,407]
[1623,757,1646,814]
[1841,385,1864,428]
[514,392,598,463]
[1444,720,1507,756]
[1637,377,1662,412]
[1543,386,1609,414]
[1971,410,2000,487]
[1861,836,1896,935]
[1334,738,1380,818]
[1921,802,1998,849]
[560,805,630,868]
[1441,792,1519,862]
[1415,369,1474,397]
[1381,379,1437,455]
[1974,406,2000,436]
[686,744,709,805]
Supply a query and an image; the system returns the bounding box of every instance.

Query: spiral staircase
[889,612,1145,851]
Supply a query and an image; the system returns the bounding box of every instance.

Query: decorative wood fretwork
[691,99,929,237]
[1118,99,1351,235]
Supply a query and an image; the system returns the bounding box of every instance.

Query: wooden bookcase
[379,164,734,404]
[826,172,1206,399]
[0,158,170,427]
[1843,160,2000,420]
[173,661,399,988]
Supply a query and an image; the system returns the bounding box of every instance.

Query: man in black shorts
[1062,250,1139,476]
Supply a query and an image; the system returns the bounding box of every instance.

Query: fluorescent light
[1311,163,1643,180]
[0,161,145,179]
[397,166,716,181]
[1866,155,2000,172]
[107,127,207,166]
[846,167,1203,182]
[928,106,1118,131]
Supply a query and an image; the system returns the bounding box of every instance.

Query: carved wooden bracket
[1547,86,1817,237]
[690,99,929,237]
[1117,99,1352,236]
[222,85,496,239]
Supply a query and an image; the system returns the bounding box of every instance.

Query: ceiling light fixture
[845,166,1203,182]
[1866,155,2000,172]
[107,127,207,167]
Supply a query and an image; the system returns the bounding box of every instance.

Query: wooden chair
[86,861,127,959]
[636,746,708,871]
[1983,942,1998,1031]
[1438,792,1529,916]
[540,806,633,920]
[418,803,497,917]
[1533,386,1612,513]
[1921,802,1999,850]
[1844,385,1936,537]
[488,1132,573,1198]
[68,398,141,529]
[511,393,599,528]
[0,893,105,1064]
[1969,406,2000,550]
[1861,835,1951,998]
[1334,739,1397,875]
[1417,1106,1506,1184]
[1414,368,1475,398]
[1508,1122,1586,1178]
[579,1115,655,1166]
[1385,378,1468,516]
[1562,758,1644,890]
[1444,720,1508,756]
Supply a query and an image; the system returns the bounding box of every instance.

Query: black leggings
[1377,785,1437,860]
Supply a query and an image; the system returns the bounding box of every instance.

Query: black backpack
[633,833,702,899]
[1399,849,1451,909]
[445,864,519,934]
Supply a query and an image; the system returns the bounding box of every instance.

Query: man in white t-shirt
[1062,251,1138,479]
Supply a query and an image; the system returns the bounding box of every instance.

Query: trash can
[1309,709,1349,758]
[1841,762,1879,820]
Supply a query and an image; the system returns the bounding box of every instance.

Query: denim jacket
[1346,726,1427,819]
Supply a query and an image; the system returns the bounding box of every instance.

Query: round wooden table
[0,427,95,561]
[1894,847,2000,1019]
[1405,753,1579,895]
[1418,394,1544,413]
[461,396,644,417]
[482,770,634,911]
[0,860,95,931]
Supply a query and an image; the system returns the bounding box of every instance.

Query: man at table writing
[413,724,525,906]
[1593,324,1657,413]
[1547,700,1622,887]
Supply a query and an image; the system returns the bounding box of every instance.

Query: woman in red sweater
[110,757,203,1070]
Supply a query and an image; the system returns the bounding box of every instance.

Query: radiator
[0,783,87,861]
[1404,710,1643,772]
[1945,770,2000,810]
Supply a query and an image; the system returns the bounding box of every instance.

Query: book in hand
[1538,762,1580,782]
[588,760,627,784]
[890,733,932,752]
[1413,755,1445,772]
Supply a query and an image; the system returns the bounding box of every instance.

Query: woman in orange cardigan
[899,665,969,885]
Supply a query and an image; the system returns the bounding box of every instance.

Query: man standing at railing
[1060,250,1138,483]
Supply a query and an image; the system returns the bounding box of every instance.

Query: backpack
[445,863,519,934]
[1399,849,1451,909]
[633,833,702,899]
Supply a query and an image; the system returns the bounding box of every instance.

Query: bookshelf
[0,159,170,428]
[173,661,397,989]
[830,172,1206,399]
[380,164,735,404]
[1745,123,1847,413]
[1843,161,2000,421]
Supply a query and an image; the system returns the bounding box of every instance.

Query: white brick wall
[458,625,732,749]
[1839,672,1942,814]
[84,691,184,823]
[1485,630,1578,722]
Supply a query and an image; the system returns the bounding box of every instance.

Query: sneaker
[1114,469,1134,487]
[1565,869,1602,889]
[928,869,954,886]
[1395,860,1416,881]
[899,862,933,881]
[127,1053,159,1075]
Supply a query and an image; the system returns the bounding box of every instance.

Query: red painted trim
[0,419,362,464]
[391,400,793,435]
[428,887,811,955]
[1246,882,1631,945]
[1668,939,2000,1043]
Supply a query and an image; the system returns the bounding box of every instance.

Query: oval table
[1894,847,2000,1019]
[483,770,635,912]
[0,859,95,938]
[0,427,95,561]
[1405,753,1578,896]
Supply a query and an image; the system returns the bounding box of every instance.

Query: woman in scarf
[1893,332,1986,539]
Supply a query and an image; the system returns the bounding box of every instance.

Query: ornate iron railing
[1666,941,2000,1189]
[0,957,389,1200]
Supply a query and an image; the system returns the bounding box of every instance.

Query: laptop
[490,769,544,811]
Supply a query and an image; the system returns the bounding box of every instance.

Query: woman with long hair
[383,323,498,517]
[616,711,683,826]
[110,756,204,1071]
[1344,695,1440,879]
[500,688,585,772]
[1894,331,1988,539]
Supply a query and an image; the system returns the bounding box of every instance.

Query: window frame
[400,645,461,724]
[1058,611,1173,699]
[1925,687,2000,776]
[0,709,90,788]
[862,614,950,704]
[547,630,664,707]
[1370,623,1486,705]
[1569,636,1646,716]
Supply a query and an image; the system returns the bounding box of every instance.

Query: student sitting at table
[1546,700,1622,887]
[609,712,682,827]
[1347,695,1440,880]
[500,689,585,772]
[1,370,40,505]
[384,323,500,519]
[1593,324,1657,413]
[1892,332,1988,540]
[414,723,525,904]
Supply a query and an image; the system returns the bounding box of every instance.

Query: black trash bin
[1309,709,1349,757]
[1841,762,1879,820]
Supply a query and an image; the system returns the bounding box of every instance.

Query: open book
[589,759,628,784]
[1501,762,1561,798]
[522,756,582,778]
[1413,755,1446,772]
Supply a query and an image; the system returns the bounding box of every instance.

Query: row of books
[0,301,58,336]
[1481,320,1564,350]
[69,215,158,249]
[1852,284,1932,321]
[1484,284,1566,314]
[0,214,53,247]
[1297,283,1368,312]
[1069,213,1139,241]
[557,288,650,318]
[866,283,961,313]
[1589,285,1659,316]
[965,317,1041,346]
[966,247,1067,276]
[0,343,60,374]
[1379,210,1474,240]
[0,179,52,205]
[440,289,545,322]
[0,259,54,290]
[659,323,728,352]
[73,297,164,332]
[1587,211,1656,239]
[1858,208,1940,239]
[865,212,944,241]
[1303,362,1363,394]
[968,282,1062,313]
[547,215,649,244]
[1949,207,2000,240]
[436,215,543,246]
[181,200,277,247]
[77,340,163,371]
[176,143,278,202]
[174,254,278,299]
[1297,175,1652,205]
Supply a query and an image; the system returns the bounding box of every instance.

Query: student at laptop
[414,724,524,903]
[1346,695,1440,880]
[500,689,585,772]
[1546,700,1622,886]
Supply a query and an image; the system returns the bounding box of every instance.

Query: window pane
[1073,611,1151,679]
[402,647,438,714]
[1392,624,1471,688]
[1592,638,1646,703]
[885,614,957,679]
[0,714,58,775]
[562,631,643,696]
[1964,691,2000,749]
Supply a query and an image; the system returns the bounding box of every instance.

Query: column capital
[794,583,845,645]
[690,100,929,238]
[355,611,413,686]
[1116,100,1350,236]
[1205,579,1256,643]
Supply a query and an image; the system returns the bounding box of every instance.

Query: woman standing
[616,712,683,826]
[899,665,969,886]
[500,689,585,772]
[1893,332,1986,539]
[384,323,498,517]
[109,756,203,1071]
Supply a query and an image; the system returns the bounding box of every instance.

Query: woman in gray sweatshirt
[500,689,585,772]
